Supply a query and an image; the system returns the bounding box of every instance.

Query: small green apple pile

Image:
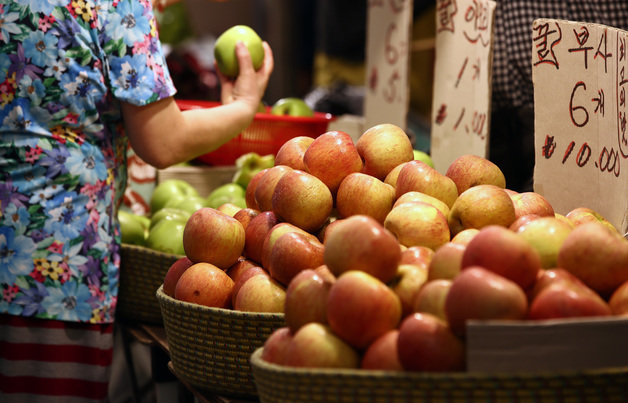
[159,122,628,372]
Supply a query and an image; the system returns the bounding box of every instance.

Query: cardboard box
[466,316,628,373]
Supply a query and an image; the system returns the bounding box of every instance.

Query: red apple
[261,222,317,270]
[231,266,269,306]
[182,207,245,269]
[384,201,450,250]
[233,273,286,313]
[261,326,293,365]
[232,207,260,230]
[360,330,403,371]
[271,169,333,233]
[445,154,506,194]
[447,184,516,236]
[254,165,292,212]
[284,269,333,333]
[389,263,429,318]
[445,266,528,337]
[383,162,408,188]
[528,281,612,320]
[283,323,360,369]
[174,262,234,308]
[400,245,434,267]
[245,168,268,210]
[244,210,279,265]
[526,268,589,301]
[323,215,401,283]
[326,270,402,350]
[267,231,325,286]
[314,264,336,284]
[225,256,258,284]
[609,280,628,316]
[413,279,453,322]
[450,228,480,245]
[394,190,450,219]
[335,172,396,223]
[461,225,541,290]
[356,123,414,181]
[566,207,619,233]
[395,160,458,208]
[303,130,363,194]
[274,136,315,171]
[216,202,241,217]
[557,222,628,296]
[428,242,466,281]
[163,256,194,297]
[397,312,465,372]
[509,191,555,219]
[509,213,541,232]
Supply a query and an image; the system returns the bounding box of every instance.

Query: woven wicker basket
[250,348,628,403]
[118,243,182,325]
[156,285,285,398]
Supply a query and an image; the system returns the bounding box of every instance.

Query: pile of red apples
[161,123,628,372]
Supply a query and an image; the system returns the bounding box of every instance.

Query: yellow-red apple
[233,273,286,313]
[413,279,453,322]
[384,201,450,250]
[395,160,458,208]
[447,184,516,236]
[163,256,194,297]
[174,262,234,308]
[335,172,396,223]
[274,136,314,171]
[267,231,325,286]
[356,123,414,180]
[360,330,403,371]
[515,216,574,269]
[445,154,506,194]
[254,165,292,212]
[428,242,466,281]
[284,269,333,333]
[283,323,360,369]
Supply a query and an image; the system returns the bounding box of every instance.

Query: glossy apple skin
[254,165,293,212]
[557,222,628,297]
[413,279,453,322]
[244,211,279,265]
[447,184,517,236]
[267,231,325,286]
[335,172,396,224]
[324,215,401,283]
[395,160,458,208]
[389,263,429,318]
[361,330,403,371]
[384,201,450,251]
[565,207,619,233]
[515,216,574,269]
[444,266,528,337]
[356,123,415,181]
[271,169,333,233]
[400,246,434,267]
[182,207,245,270]
[174,262,234,309]
[445,154,506,194]
[283,323,360,369]
[397,313,465,372]
[163,256,194,297]
[428,242,466,281]
[245,168,269,210]
[233,274,286,313]
[303,130,363,194]
[284,269,333,333]
[214,25,264,78]
[261,222,315,271]
[326,271,402,350]
[394,190,450,219]
[461,225,541,290]
[509,191,555,219]
[528,281,612,320]
[231,266,268,307]
[233,207,260,231]
[275,136,314,171]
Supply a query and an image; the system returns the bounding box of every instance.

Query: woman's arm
[121,41,274,169]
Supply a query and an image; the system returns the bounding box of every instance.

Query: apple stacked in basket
[161,123,628,372]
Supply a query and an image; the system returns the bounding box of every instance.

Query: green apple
[206,183,246,209]
[118,210,149,245]
[150,179,199,214]
[214,25,264,78]
[232,152,275,188]
[149,207,191,230]
[270,97,314,117]
[146,217,186,255]
[166,195,208,215]
[413,149,434,168]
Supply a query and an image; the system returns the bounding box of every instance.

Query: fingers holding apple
[214,25,265,78]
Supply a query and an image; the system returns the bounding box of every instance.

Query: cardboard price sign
[430,0,496,174]
[532,18,628,235]
[364,0,414,131]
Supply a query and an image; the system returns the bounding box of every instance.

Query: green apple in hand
[413,149,434,168]
[118,210,150,245]
[150,179,199,213]
[232,152,275,188]
[206,183,246,209]
[270,97,314,117]
[214,25,265,78]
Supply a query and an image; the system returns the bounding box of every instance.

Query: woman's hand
[217,40,274,115]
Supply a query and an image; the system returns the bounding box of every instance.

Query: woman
[0,0,273,401]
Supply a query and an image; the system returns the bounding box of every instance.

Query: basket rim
[121,242,185,259]
[156,285,285,320]
[176,99,335,124]
[249,347,628,380]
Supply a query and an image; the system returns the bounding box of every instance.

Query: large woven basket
[156,285,285,398]
[250,348,628,403]
[118,243,182,325]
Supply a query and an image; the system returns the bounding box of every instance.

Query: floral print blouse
[0,0,176,323]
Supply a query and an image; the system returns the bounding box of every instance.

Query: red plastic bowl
[176,99,334,166]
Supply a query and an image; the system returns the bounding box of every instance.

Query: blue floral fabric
[0,0,176,323]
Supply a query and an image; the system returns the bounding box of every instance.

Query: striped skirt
[0,314,114,402]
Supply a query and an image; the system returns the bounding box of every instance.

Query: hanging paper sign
[430,0,496,173]
[363,0,414,131]
[532,18,628,235]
